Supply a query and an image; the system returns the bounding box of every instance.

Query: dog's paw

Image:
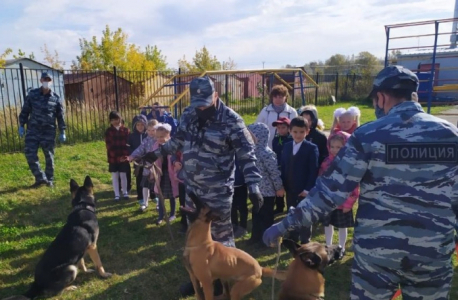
[99,272,112,278]
[64,285,78,291]
[85,268,95,273]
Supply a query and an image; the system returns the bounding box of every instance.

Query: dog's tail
[262,267,287,281]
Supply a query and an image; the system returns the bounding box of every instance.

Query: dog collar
[72,204,96,213]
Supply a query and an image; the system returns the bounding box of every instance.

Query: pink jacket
[318,132,359,210]
[152,142,179,198]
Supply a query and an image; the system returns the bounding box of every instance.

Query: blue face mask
[374,105,386,119]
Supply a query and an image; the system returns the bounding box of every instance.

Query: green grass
[1,104,457,300]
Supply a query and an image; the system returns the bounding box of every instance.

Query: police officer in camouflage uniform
[19,72,66,188]
[263,65,458,300]
[143,76,263,297]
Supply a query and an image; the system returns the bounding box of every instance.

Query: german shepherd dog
[276,239,341,300]
[3,176,111,300]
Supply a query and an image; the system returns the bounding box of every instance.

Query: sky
[1,0,456,70]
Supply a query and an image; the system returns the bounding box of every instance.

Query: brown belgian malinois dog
[276,239,341,300]
[181,192,283,300]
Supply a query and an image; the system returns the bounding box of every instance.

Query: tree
[0,48,12,67]
[222,57,237,70]
[72,25,168,71]
[178,46,222,72]
[41,44,65,70]
[325,54,349,74]
[13,49,35,60]
[355,51,382,76]
[388,50,402,64]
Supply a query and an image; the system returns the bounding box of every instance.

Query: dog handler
[18,72,66,188]
[143,76,263,296]
[263,66,458,299]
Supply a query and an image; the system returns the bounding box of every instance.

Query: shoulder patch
[386,143,458,164]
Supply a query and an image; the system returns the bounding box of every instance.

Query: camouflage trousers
[185,185,235,247]
[24,129,56,182]
[350,243,453,300]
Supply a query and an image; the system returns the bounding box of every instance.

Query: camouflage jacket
[19,87,66,132]
[278,101,458,258]
[153,99,261,193]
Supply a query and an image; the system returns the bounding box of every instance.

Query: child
[281,116,319,244]
[151,123,179,225]
[248,123,285,245]
[127,114,148,205]
[271,117,292,215]
[231,160,248,238]
[105,111,130,201]
[172,150,187,233]
[320,132,359,259]
[126,119,158,211]
[330,106,361,135]
[299,105,329,166]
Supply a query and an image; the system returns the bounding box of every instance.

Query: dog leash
[272,236,282,300]
[150,163,175,244]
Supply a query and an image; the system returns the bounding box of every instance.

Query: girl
[126,119,158,211]
[320,132,359,259]
[330,106,361,135]
[105,111,130,201]
[152,123,179,225]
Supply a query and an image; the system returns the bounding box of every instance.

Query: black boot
[179,281,195,297]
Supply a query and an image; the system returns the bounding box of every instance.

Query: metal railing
[0,65,373,153]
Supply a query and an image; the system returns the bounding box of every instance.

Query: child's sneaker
[123,193,129,200]
[156,219,163,225]
[140,205,147,212]
[114,196,120,201]
[169,215,176,222]
[153,197,159,203]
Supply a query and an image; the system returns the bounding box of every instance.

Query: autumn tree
[355,51,382,76]
[325,54,350,74]
[13,49,35,60]
[41,44,65,70]
[0,48,12,67]
[178,46,224,72]
[72,25,168,72]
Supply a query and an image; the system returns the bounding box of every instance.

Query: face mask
[42,82,51,89]
[195,105,216,121]
[374,95,386,119]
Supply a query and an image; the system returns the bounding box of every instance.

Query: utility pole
[262,61,265,69]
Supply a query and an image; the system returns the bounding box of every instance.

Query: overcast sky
[1,0,456,70]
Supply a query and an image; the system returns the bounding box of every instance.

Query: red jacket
[105,125,130,164]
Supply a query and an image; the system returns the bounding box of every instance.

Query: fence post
[335,72,339,99]
[173,70,178,118]
[291,71,295,105]
[113,66,119,112]
[225,74,229,104]
[315,72,319,106]
[262,74,265,106]
[19,63,27,103]
[353,73,356,89]
[344,73,349,99]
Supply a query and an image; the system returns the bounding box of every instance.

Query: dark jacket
[105,125,130,164]
[272,134,293,166]
[281,140,319,195]
[128,115,148,154]
[302,109,328,165]
[234,161,245,187]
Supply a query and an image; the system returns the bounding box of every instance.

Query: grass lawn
[1,102,457,300]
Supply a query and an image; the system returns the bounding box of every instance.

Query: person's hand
[249,192,264,213]
[174,161,182,171]
[263,223,284,247]
[59,131,66,143]
[342,208,352,213]
[276,188,285,197]
[143,151,158,164]
[298,191,308,198]
[19,126,25,138]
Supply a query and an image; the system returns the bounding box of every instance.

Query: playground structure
[138,68,319,117]
[384,17,458,113]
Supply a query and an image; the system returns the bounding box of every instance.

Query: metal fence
[0,65,373,153]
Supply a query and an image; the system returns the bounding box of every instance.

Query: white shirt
[292,140,303,155]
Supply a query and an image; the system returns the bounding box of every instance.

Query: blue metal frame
[427,21,440,114]
[384,27,390,67]
[298,71,305,105]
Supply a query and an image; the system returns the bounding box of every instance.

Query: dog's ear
[188,192,203,209]
[70,179,79,193]
[84,176,93,189]
[300,252,323,272]
[282,239,301,256]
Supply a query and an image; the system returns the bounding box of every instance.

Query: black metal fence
[0,65,373,153]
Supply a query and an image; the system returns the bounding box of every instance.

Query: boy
[127,114,148,206]
[105,111,130,201]
[280,116,319,243]
[271,117,292,215]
